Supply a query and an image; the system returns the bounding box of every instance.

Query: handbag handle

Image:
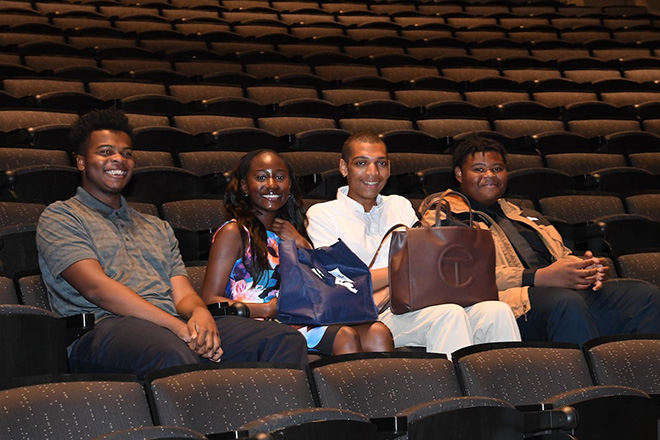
[427,190,474,228]
[368,222,419,269]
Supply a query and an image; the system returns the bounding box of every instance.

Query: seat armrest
[523,406,579,434]
[370,415,408,438]
[206,430,251,439]
[63,312,95,346]
[516,403,555,411]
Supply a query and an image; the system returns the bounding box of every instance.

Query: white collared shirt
[306,186,418,269]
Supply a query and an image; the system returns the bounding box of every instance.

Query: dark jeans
[68,315,308,379]
[517,279,660,346]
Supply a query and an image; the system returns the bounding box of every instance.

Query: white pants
[379,301,521,357]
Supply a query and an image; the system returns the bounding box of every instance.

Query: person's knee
[470,300,511,316]
[270,322,308,347]
[333,326,362,355]
[371,321,393,339]
[633,282,660,302]
[429,303,466,317]
[368,322,395,351]
[147,344,201,371]
[554,291,589,312]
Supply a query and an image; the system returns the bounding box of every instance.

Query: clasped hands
[175,308,223,362]
[534,250,610,291]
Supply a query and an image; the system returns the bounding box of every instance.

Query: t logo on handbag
[439,244,476,289]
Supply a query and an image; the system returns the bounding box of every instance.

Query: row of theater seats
[1,298,659,440]
[2,187,659,283]
[1,138,660,198]
[0,0,654,30]
[4,77,660,112]
[3,24,660,55]
[4,102,660,145]
[0,2,657,38]
[5,44,660,81]
[2,61,660,90]
[0,0,650,17]
[0,2,660,80]
[4,37,660,75]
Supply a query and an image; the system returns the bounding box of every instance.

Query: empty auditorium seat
[615,253,660,287]
[123,167,203,204]
[418,118,492,139]
[0,276,18,305]
[506,168,575,202]
[288,128,350,152]
[544,152,627,177]
[173,115,255,135]
[538,194,627,225]
[584,334,660,400]
[0,375,182,439]
[160,197,228,261]
[0,147,71,169]
[564,102,641,138]
[625,193,660,222]
[2,165,80,204]
[87,80,168,101]
[533,132,600,155]
[454,342,657,440]
[310,352,531,440]
[145,362,374,438]
[605,131,660,154]
[15,273,50,310]
[258,116,336,137]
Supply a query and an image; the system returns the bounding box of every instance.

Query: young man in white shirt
[306,132,520,356]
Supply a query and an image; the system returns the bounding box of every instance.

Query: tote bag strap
[302,244,340,287]
[434,190,474,228]
[368,221,420,269]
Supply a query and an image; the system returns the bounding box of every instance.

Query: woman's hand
[272,218,311,249]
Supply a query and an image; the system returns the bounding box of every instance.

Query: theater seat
[454,342,657,440]
[310,352,573,440]
[0,375,182,439]
[615,253,660,287]
[146,363,376,439]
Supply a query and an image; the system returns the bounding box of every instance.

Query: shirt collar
[74,187,131,220]
[466,196,499,216]
[337,185,384,214]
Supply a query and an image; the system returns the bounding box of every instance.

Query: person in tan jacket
[421,134,660,345]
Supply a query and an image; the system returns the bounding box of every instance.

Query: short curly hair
[451,134,508,170]
[69,108,134,156]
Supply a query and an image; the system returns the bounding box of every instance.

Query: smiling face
[340,140,390,212]
[455,151,508,206]
[241,151,290,225]
[76,129,134,209]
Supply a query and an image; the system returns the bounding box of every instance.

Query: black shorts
[308,324,343,356]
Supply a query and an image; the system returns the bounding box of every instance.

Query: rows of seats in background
[0,0,659,288]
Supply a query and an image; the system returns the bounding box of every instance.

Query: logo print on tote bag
[329,268,358,293]
[438,244,476,289]
[311,267,359,294]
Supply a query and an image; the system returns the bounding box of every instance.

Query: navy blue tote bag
[277,239,378,326]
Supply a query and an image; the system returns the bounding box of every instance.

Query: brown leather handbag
[388,190,499,315]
